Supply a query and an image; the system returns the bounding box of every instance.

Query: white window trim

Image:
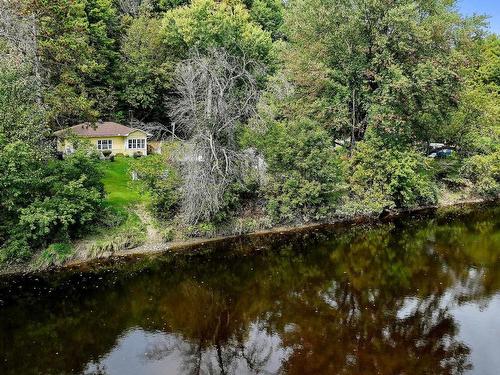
[97,139,113,150]
[128,138,146,149]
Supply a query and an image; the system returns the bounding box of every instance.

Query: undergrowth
[88,211,147,258]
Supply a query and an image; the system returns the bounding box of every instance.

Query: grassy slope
[77,157,150,258]
[101,157,148,209]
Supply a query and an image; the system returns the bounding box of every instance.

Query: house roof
[54,121,151,137]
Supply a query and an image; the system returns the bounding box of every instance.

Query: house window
[97,139,113,150]
[128,139,145,149]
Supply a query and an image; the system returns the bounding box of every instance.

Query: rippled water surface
[1,206,499,375]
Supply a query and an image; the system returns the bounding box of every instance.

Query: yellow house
[54,121,151,156]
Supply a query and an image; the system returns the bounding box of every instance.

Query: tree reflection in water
[138,283,280,374]
[1,206,499,375]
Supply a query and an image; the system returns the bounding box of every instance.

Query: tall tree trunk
[31,13,43,105]
[350,87,356,156]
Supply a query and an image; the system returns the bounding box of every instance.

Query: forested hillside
[1,0,498,266]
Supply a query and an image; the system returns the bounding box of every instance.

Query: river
[1,205,499,374]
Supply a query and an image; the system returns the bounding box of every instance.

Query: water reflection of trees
[1,208,499,375]
[268,221,494,375]
[138,282,278,374]
[147,217,499,375]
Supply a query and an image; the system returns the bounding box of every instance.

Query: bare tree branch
[116,0,144,16]
[0,1,43,103]
[169,48,264,224]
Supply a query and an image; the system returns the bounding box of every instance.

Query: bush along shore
[0,198,496,277]
[1,1,499,274]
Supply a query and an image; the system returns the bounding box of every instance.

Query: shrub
[96,206,128,228]
[209,178,261,224]
[132,154,181,218]
[0,143,104,264]
[347,137,437,213]
[460,151,500,198]
[233,216,273,235]
[34,243,73,269]
[160,226,176,242]
[185,222,217,237]
[431,154,466,189]
[258,118,345,222]
[45,147,104,192]
[18,177,103,246]
[0,236,31,265]
[89,213,146,257]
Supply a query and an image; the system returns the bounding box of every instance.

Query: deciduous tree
[283,0,484,148]
[170,48,262,223]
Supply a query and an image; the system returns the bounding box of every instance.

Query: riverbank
[0,198,495,278]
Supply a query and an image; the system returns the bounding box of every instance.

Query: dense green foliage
[0,57,105,264]
[28,0,121,125]
[254,0,497,217]
[348,137,437,213]
[448,35,500,155]
[161,0,273,62]
[0,0,498,264]
[256,118,345,221]
[119,15,171,120]
[0,62,47,145]
[460,151,500,198]
[120,0,274,122]
[247,0,284,40]
[282,0,483,146]
[0,143,105,263]
[132,152,181,218]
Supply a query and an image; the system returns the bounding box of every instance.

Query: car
[436,149,453,158]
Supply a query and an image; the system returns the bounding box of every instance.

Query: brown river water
[0,205,499,375]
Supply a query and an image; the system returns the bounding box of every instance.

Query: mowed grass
[100,156,148,209]
[75,157,149,257]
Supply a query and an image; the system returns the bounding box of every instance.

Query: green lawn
[76,157,149,257]
[100,156,148,209]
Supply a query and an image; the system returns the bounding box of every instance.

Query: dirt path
[135,205,163,243]
[69,205,164,262]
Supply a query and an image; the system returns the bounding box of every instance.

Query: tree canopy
[0,0,498,263]
[282,0,488,147]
